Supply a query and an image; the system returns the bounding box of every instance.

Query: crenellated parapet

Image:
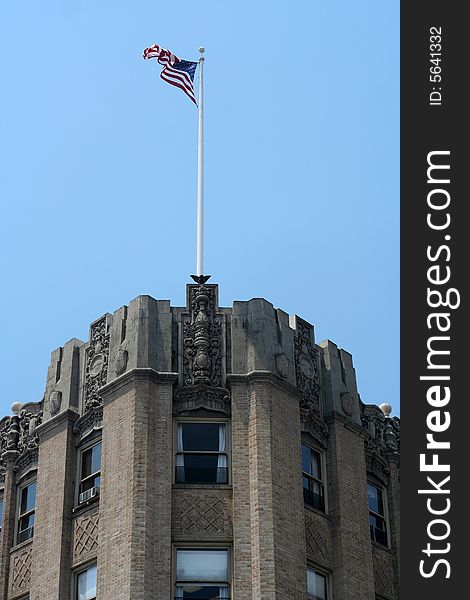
[0,283,397,445]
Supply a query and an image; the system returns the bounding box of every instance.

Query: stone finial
[11,401,23,415]
[379,402,392,417]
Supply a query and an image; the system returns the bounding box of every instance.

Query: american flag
[143,44,198,105]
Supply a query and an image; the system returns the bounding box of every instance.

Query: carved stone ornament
[10,547,32,594]
[182,284,224,388]
[49,390,62,416]
[373,546,394,595]
[294,317,320,415]
[275,353,289,378]
[114,346,128,376]
[74,406,103,445]
[175,495,226,535]
[305,514,330,561]
[74,513,100,562]
[174,386,230,416]
[0,405,42,479]
[84,316,110,412]
[361,405,400,481]
[341,392,354,416]
[300,406,329,449]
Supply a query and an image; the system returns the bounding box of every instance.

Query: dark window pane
[303,485,325,511]
[369,514,388,545]
[178,585,227,599]
[177,454,227,484]
[368,483,384,515]
[311,450,321,480]
[82,448,93,479]
[182,423,221,452]
[20,482,36,515]
[302,445,321,480]
[19,513,35,531]
[82,443,101,479]
[301,445,311,474]
[81,475,101,493]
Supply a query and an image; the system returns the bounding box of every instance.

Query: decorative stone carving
[294,318,320,415]
[48,390,62,416]
[341,392,354,416]
[74,513,99,562]
[73,406,103,445]
[0,406,42,460]
[17,409,42,456]
[361,405,400,482]
[373,546,394,596]
[174,386,230,416]
[114,346,128,376]
[275,353,289,378]
[300,407,329,449]
[10,547,32,594]
[0,462,5,483]
[305,514,330,561]
[177,496,225,534]
[182,284,223,388]
[84,316,110,412]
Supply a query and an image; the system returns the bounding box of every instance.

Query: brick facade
[0,283,400,599]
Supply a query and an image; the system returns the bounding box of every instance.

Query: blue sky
[0,1,399,417]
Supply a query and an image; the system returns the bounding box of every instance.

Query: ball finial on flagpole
[198,46,205,54]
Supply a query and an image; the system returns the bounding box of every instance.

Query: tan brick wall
[30,410,78,600]
[97,371,174,600]
[231,374,306,600]
[326,417,376,600]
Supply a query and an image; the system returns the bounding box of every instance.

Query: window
[76,564,97,600]
[175,549,229,599]
[368,482,388,546]
[307,567,327,600]
[175,422,228,484]
[79,441,102,503]
[302,444,325,511]
[17,481,36,544]
[0,491,4,532]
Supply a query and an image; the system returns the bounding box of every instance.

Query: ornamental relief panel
[305,512,331,563]
[172,491,232,540]
[181,284,224,388]
[73,511,100,564]
[372,545,394,597]
[294,318,321,416]
[10,546,32,595]
[84,316,111,412]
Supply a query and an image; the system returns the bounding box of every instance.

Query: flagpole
[196,47,205,277]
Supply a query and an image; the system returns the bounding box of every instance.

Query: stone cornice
[227,370,303,399]
[324,411,368,439]
[99,368,178,399]
[35,409,79,439]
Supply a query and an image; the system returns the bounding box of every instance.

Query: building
[0,280,400,600]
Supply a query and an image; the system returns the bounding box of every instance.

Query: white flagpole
[196,47,205,277]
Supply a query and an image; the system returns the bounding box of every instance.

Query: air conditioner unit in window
[79,486,100,505]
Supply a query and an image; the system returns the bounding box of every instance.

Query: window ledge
[304,504,331,520]
[372,540,392,552]
[72,495,100,515]
[173,483,233,490]
[10,537,33,553]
